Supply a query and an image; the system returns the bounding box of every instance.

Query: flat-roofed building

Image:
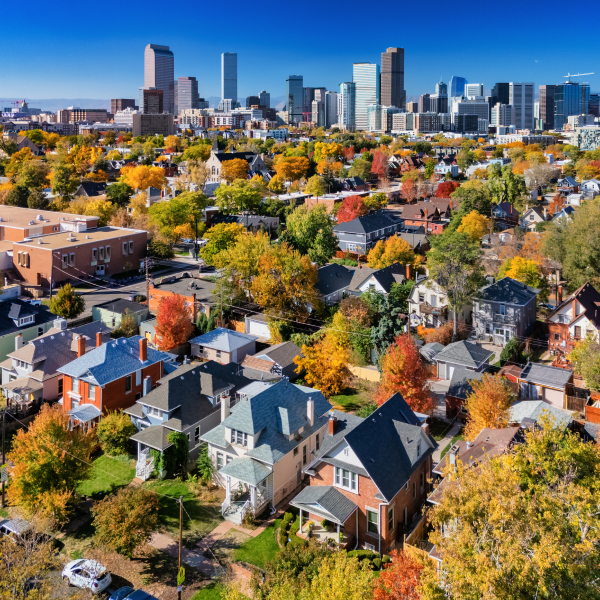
[132,113,175,137]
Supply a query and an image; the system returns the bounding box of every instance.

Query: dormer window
[148,406,162,418]
[231,429,247,447]
[18,316,34,326]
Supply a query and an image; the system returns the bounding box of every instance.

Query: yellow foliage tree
[42,131,61,149]
[268,174,286,194]
[317,160,343,174]
[120,164,166,190]
[456,210,490,240]
[275,156,310,181]
[5,147,36,179]
[367,235,416,269]
[128,193,149,217]
[220,158,249,183]
[313,141,343,162]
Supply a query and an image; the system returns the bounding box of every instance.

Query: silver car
[62,559,112,594]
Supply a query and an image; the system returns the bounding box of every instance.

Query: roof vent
[180,376,184,380]
[36,214,43,220]
[192,371,195,375]
[86,235,90,239]
[51,336,54,339]
[38,238,42,244]
[40,339,44,343]
[372,418,376,422]
[61,332,65,336]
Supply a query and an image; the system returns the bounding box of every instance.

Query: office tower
[465,83,484,97]
[490,82,510,106]
[312,99,325,127]
[286,75,303,124]
[221,52,237,103]
[258,90,270,108]
[430,95,448,114]
[338,82,356,129]
[380,47,405,109]
[353,63,380,130]
[368,105,400,132]
[454,98,489,121]
[539,85,555,130]
[144,44,175,114]
[491,103,512,127]
[554,81,591,129]
[419,94,430,113]
[176,77,200,113]
[132,113,175,137]
[435,79,447,95]
[303,87,315,115]
[590,93,600,117]
[534,101,539,119]
[246,95,260,107]
[139,87,164,114]
[449,76,468,98]
[325,91,338,129]
[406,102,418,113]
[392,112,414,131]
[111,99,137,114]
[509,82,534,130]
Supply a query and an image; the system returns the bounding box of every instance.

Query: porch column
[250,485,257,509]
[337,522,340,540]
[299,509,303,534]
[226,476,231,500]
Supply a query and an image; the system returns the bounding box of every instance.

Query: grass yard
[232,518,282,569]
[144,479,224,548]
[428,417,454,442]
[192,583,227,600]
[331,384,375,414]
[76,454,135,499]
[440,428,465,459]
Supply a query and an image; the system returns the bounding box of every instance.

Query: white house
[408,278,471,329]
[520,206,548,231]
[581,179,600,197]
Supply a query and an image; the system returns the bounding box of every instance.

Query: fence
[586,403,600,424]
[566,395,586,413]
[348,365,380,382]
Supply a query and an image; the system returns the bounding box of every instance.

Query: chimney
[221,394,230,422]
[77,335,86,358]
[307,397,314,427]
[423,208,428,219]
[421,421,430,435]
[406,264,411,280]
[15,334,23,351]
[328,412,337,435]
[143,375,152,397]
[139,337,147,362]
[572,297,577,318]
[96,332,102,348]
[448,444,459,467]
[543,206,547,219]
[558,285,563,305]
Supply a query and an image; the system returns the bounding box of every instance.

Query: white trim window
[366,508,378,535]
[388,506,394,533]
[149,406,163,418]
[334,466,358,493]
[231,429,248,447]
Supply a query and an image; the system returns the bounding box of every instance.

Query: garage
[543,386,564,409]
[246,315,271,341]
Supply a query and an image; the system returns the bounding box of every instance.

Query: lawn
[76,454,135,498]
[191,583,227,600]
[144,479,224,547]
[232,518,282,569]
[440,428,465,459]
[331,385,375,414]
[428,417,453,442]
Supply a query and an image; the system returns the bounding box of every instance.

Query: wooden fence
[566,395,586,413]
[586,403,600,424]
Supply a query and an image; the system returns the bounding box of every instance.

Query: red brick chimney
[328,413,337,435]
[77,336,86,358]
[423,208,428,219]
[96,332,102,348]
[406,264,411,280]
[140,337,147,362]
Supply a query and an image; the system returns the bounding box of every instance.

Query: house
[205,147,267,184]
[91,299,150,331]
[316,263,355,305]
[581,179,600,197]
[427,198,453,220]
[556,176,579,196]
[434,162,458,179]
[125,361,253,479]
[0,319,111,410]
[0,132,42,157]
[73,182,108,198]
[241,341,303,381]
[481,229,515,249]
[492,202,520,228]
[546,282,600,354]
[189,328,257,364]
[565,193,583,206]
[333,211,402,254]
[396,230,430,253]
[520,206,549,231]
[148,273,215,322]
[552,206,575,224]
[518,362,574,409]
[472,277,539,346]
[201,379,332,521]
[508,400,573,429]
[408,278,471,329]
[444,369,484,419]
[419,342,445,364]
[401,203,446,234]
[57,336,176,428]
[347,263,409,295]
[434,340,493,381]
[208,213,279,235]
[290,392,436,553]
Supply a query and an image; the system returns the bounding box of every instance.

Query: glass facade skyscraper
[554,82,590,129]
[286,75,304,124]
[435,79,447,95]
[221,53,237,102]
[353,63,380,131]
[144,44,174,114]
[449,76,467,98]
[338,82,356,129]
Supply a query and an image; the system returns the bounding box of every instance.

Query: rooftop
[0,299,56,338]
[477,277,540,305]
[434,340,493,368]
[93,298,149,315]
[332,211,400,235]
[519,362,573,388]
[189,327,258,352]
[0,206,97,230]
[508,400,573,429]
[151,274,215,302]
[14,226,147,250]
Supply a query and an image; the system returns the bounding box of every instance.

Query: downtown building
[380,47,405,109]
[144,44,175,114]
[509,82,534,130]
[221,52,238,106]
[286,75,304,125]
[337,82,356,130]
[353,63,380,131]
[175,77,200,113]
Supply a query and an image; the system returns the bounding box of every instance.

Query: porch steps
[131,477,145,486]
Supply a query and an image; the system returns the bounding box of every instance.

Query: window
[195,427,200,445]
[71,398,79,409]
[135,369,141,386]
[105,246,111,260]
[216,452,224,469]
[420,472,424,491]
[302,445,307,465]
[293,447,299,456]
[135,392,142,400]
[129,241,134,253]
[17,251,22,266]
[499,304,506,315]
[366,509,378,535]
[417,440,421,458]
[559,315,568,324]
[404,507,408,525]
[554,333,560,341]
[485,324,491,334]
[388,507,394,533]
[125,375,132,393]
[92,248,98,262]
[315,433,320,451]
[149,407,162,418]
[231,429,247,447]
[226,455,233,464]
[215,350,222,359]
[419,294,425,303]
[122,242,128,255]
[21,252,29,268]
[58,378,63,395]
[529,214,534,220]
[574,326,582,338]
[99,246,105,260]
[72,378,79,393]
[334,467,358,492]
[62,254,68,268]
[53,226,58,232]
[69,253,75,267]
[37,326,44,336]
[89,384,95,400]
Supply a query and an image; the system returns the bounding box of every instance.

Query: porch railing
[135,452,154,481]
[239,499,251,522]
[221,497,231,517]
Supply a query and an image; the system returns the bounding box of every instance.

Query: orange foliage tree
[371,150,389,179]
[374,549,424,600]
[337,195,368,223]
[401,178,418,203]
[155,294,193,350]
[343,146,355,161]
[275,156,310,181]
[120,164,166,190]
[316,160,343,174]
[221,158,249,183]
[376,334,434,414]
[435,181,460,198]
[548,192,564,215]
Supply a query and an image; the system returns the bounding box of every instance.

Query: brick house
[148,274,215,321]
[290,392,436,554]
[57,336,176,428]
[401,203,446,234]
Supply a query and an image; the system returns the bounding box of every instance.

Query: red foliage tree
[374,550,424,600]
[336,195,368,223]
[548,192,564,215]
[401,178,418,203]
[376,334,434,414]
[344,145,355,162]
[371,150,388,179]
[435,180,460,198]
[155,294,193,351]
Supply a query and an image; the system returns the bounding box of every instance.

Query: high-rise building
[311,89,326,126]
[380,47,405,109]
[144,44,175,114]
[491,103,512,127]
[539,85,555,130]
[221,52,237,103]
[406,102,418,113]
[353,63,380,130]
[449,76,468,98]
[509,82,534,130]
[367,104,400,132]
[338,82,356,129]
[246,95,260,108]
[554,81,591,129]
[325,91,338,129]
[111,99,137,114]
[465,83,484,97]
[286,75,304,124]
[139,88,164,114]
[590,93,600,117]
[419,94,430,113]
[435,79,447,96]
[430,94,448,114]
[132,113,175,137]
[258,90,270,109]
[176,77,200,113]
[453,98,489,121]
[490,83,510,106]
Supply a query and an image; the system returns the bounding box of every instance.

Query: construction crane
[563,72,594,82]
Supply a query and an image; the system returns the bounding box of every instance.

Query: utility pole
[178,496,183,600]
[145,256,151,307]
[2,408,5,508]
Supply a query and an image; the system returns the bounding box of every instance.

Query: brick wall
[148,286,197,321]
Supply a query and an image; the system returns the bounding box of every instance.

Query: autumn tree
[548,192,564,214]
[374,550,425,600]
[8,405,96,523]
[337,195,368,223]
[215,179,261,213]
[376,334,434,414]
[435,180,459,198]
[92,487,160,558]
[424,321,468,346]
[201,222,245,265]
[497,256,548,300]
[220,158,249,183]
[284,204,337,265]
[569,334,600,392]
[48,283,85,319]
[364,192,388,211]
[371,150,388,179]
[456,210,490,241]
[401,178,418,203]
[368,235,416,269]
[276,156,310,181]
[304,174,326,196]
[120,164,165,190]
[313,141,343,162]
[96,411,137,455]
[155,294,193,350]
[268,174,286,194]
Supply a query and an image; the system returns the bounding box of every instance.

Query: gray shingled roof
[131,425,174,451]
[354,262,407,293]
[447,368,484,400]
[477,277,539,305]
[420,342,445,364]
[333,211,400,235]
[290,486,358,524]
[508,400,572,429]
[519,363,573,388]
[0,299,55,338]
[434,341,493,368]
[219,457,272,486]
[69,404,102,423]
[316,264,355,296]
[254,342,303,369]
[189,328,257,352]
[94,299,149,315]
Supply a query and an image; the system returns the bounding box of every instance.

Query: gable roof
[77,181,107,197]
[546,281,600,330]
[477,277,540,305]
[290,486,357,524]
[434,340,493,368]
[189,328,257,352]
[420,342,445,364]
[253,341,303,369]
[519,362,572,388]
[396,231,429,250]
[93,299,149,315]
[333,211,400,235]
[494,202,520,217]
[349,262,407,293]
[447,368,484,400]
[316,263,355,296]
[508,400,572,429]
[0,300,56,338]
[401,202,441,221]
[558,176,578,186]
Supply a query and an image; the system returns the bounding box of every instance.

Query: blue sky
[2,0,598,103]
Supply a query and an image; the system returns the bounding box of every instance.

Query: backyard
[330,378,377,416]
[76,453,135,498]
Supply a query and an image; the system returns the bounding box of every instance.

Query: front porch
[130,425,173,481]
[1,377,44,416]
[68,403,102,432]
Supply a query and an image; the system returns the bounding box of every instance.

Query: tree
[525,163,558,191]
[27,188,50,210]
[50,164,78,201]
[337,195,368,223]
[16,161,50,190]
[120,164,165,190]
[364,192,388,211]
[149,238,175,259]
[500,337,523,365]
[5,147,36,179]
[456,149,475,171]
[92,487,159,558]
[214,180,261,213]
[348,157,372,181]
[48,283,85,319]
[201,223,245,266]
[456,210,490,241]
[427,230,484,340]
[276,156,310,181]
[463,374,514,441]
[268,174,286,194]
[106,182,134,207]
[450,179,492,216]
[5,185,30,207]
[424,321,468,346]
[488,164,529,211]
[313,141,343,162]
[96,411,137,455]
[368,236,416,269]
[8,405,96,523]
[221,158,249,183]
[435,180,459,198]
[401,178,418,203]
[197,445,216,484]
[155,295,193,350]
[304,174,326,196]
[371,150,389,179]
[149,195,194,242]
[376,334,434,414]
[285,204,337,265]
[569,334,600,392]
[366,289,412,357]
[374,550,424,600]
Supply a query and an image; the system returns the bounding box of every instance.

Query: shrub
[279,512,294,544]
[133,294,147,303]
[373,557,382,570]
[96,411,136,455]
[321,519,333,531]
[289,517,300,538]
[197,445,216,484]
[382,554,391,564]
[347,549,379,562]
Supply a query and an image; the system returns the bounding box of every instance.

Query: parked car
[62,559,111,594]
[109,588,158,600]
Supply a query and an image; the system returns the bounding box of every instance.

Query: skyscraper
[353,63,380,131]
[418,94,430,113]
[430,79,448,114]
[509,82,534,129]
[435,79,447,95]
[144,44,174,114]
[286,75,303,124]
[490,83,510,106]
[176,77,200,113]
[465,83,484,97]
[449,76,467,98]
[380,47,405,109]
[221,52,237,103]
[554,81,590,129]
[139,87,164,114]
[111,99,137,114]
[539,85,556,130]
[590,93,600,117]
[246,95,260,108]
[338,82,356,129]
[325,91,338,129]
[258,90,270,108]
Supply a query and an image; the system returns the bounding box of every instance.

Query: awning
[219,457,271,486]
[290,486,357,525]
[69,404,102,424]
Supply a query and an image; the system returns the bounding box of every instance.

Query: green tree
[363,289,409,357]
[348,157,372,180]
[5,185,29,207]
[106,182,134,207]
[96,411,137,455]
[148,195,191,241]
[196,445,216,484]
[500,337,523,364]
[456,149,475,171]
[569,334,600,392]
[51,164,78,201]
[16,161,50,190]
[488,163,529,211]
[48,283,85,319]
[201,223,245,266]
[451,179,493,216]
[285,204,337,265]
[27,188,50,210]
[149,239,175,259]
[214,180,262,213]
[304,174,326,196]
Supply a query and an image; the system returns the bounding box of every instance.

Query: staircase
[222,501,247,525]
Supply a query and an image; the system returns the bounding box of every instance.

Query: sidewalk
[196,515,277,554]
[432,421,462,465]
